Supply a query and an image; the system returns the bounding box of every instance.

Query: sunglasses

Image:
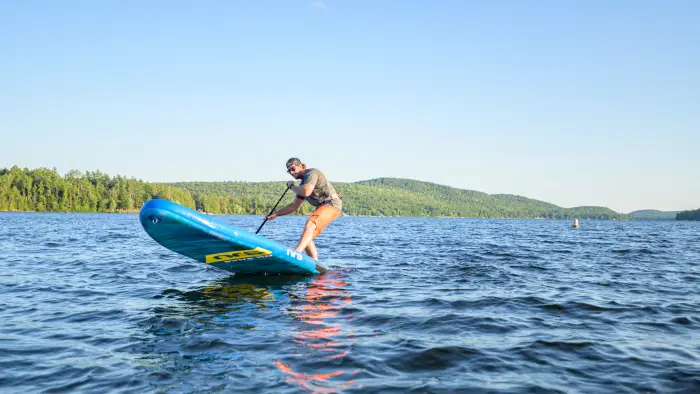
[286,166,296,174]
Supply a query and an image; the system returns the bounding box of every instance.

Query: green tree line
[172,177,629,219]
[676,208,700,221]
[1,166,628,219]
[0,166,194,212]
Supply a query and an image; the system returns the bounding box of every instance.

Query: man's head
[286,158,306,179]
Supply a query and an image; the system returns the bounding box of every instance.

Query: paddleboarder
[264,158,342,262]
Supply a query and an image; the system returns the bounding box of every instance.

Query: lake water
[1,213,699,393]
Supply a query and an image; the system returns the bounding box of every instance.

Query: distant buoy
[572,218,580,228]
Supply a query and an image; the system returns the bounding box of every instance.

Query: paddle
[256,185,291,234]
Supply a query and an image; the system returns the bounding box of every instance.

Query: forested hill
[171,177,628,219]
[676,208,700,221]
[0,166,627,219]
[628,209,679,220]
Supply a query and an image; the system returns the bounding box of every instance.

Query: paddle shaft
[256,186,291,234]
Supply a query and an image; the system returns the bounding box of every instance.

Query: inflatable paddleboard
[139,199,327,275]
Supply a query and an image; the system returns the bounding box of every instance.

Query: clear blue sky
[1,0,698,213]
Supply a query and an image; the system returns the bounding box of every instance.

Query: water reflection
[276,271,359,393]
[153,274,313,324]
[149,272,358,392]
[172,274,311,305]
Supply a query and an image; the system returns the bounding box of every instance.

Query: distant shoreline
[1,167,631,219]
[0,209,140,214]
[0,210,630,220]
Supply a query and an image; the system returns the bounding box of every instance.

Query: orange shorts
[307,204,341,238]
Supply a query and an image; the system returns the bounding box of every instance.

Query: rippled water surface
[1,213,699,393]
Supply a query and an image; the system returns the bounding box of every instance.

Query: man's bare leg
[305,239,328,273]
[304,239,318,261]
[295,222,327,273]
[295,221,317,259]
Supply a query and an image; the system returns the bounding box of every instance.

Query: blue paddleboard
[139,199,327,275]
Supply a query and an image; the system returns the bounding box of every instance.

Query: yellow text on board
[205,247,272,264]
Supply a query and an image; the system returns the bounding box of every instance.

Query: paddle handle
[255,186,291,234]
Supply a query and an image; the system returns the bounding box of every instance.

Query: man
[264,158,342,263]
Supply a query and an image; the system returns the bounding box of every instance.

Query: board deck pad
[139,199,326,275]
